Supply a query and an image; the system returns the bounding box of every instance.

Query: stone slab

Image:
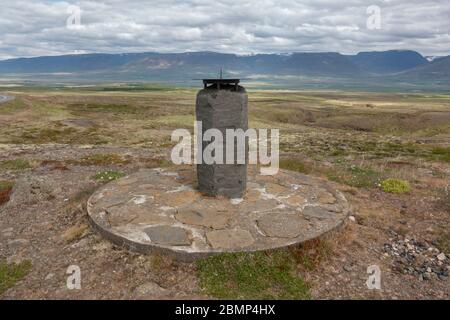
[257,213,310,238]
[206,229,255,249]
[144,226,191,246]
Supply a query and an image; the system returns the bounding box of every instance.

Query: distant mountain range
[0,50,449,90]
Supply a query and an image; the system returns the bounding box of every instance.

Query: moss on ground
[196,251,310,300]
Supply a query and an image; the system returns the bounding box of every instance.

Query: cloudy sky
[0,0,449,60]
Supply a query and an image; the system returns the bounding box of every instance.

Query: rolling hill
[351,50,428,75]
[397,55,450,81]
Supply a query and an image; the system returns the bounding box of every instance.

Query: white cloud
[0,0,449,59]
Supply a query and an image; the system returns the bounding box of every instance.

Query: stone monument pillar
[196,79,248,198]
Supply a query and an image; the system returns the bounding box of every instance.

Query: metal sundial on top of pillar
[202,78,241,91]
[202,68,241,91]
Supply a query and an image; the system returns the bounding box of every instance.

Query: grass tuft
[436,235,450,254]
[430,147,450,163]
[141,158,173,168]
[62,225,89,243]
[289,239,332,271]
[0,159,31,171]
[0,260,32,294]
[380,178,411,194]
[0,181,14,192]
[279,158,312,174]
[79,153,128,166]
[327,165,381,188]
[196,251,310,300]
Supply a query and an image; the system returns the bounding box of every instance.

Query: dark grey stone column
[196,83,248,198]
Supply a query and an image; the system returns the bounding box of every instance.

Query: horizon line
[1,49,446,62]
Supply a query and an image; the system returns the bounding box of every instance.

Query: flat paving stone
[303,206,335,220]
[257,213,310,238]
[157,190,200,207]
[144,226,191,246]
[206,229,255,249]
[285,194,307,206]
[317,191,336,204]
[107,205,139,225]
[87,166,350,261]
[265,182,290,195]
[176,208,231,229]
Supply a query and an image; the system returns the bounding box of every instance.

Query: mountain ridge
[0,50,449,87]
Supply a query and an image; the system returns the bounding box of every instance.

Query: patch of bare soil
[0,188,12,206]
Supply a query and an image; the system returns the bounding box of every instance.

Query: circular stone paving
[87,166,350,261]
